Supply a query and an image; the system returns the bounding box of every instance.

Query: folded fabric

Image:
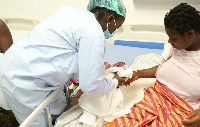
[104,67,133,80]
[106,81,194,127]
[78,110,97,126]
[54,105,83,127]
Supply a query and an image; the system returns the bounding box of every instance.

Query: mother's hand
[124,71,139,86]
[182,109,200,127]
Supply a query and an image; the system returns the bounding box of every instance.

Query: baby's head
[113,62,126,67]
[104,62,111,70]
[104,62,127,70]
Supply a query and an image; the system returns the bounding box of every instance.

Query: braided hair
[164,3,200,35]
[90,7,122,21]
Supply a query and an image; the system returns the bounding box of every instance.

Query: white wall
[0,0,200,43]
[0,0,88,21]
[1,0,200,26]
[133,0,200,6]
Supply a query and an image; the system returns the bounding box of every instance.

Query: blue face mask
[104,20,117,39]
[104,29,117,39]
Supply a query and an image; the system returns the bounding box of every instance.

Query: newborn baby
[104,62,127,70]
[104,62,132,81]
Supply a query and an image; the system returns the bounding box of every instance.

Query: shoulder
[162,43,173,60]
[0,19,10,34]
[0,19,7,30]
[0,19,5,25]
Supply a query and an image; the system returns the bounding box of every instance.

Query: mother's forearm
[136,65,158,78]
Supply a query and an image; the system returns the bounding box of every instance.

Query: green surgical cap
[87,0,126,17]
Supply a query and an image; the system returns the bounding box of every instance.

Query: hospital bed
[0,18,168,126]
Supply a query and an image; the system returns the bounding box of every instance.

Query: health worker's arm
[0,19,13,53]
[78,36,118,95]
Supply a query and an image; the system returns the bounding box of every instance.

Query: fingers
[182,117,199,125]
[114,71,139,87]
[182,123,200,127]
[124,82,130,86]
[124,76,138,85]
[182,109,200,127]
[186,110,199,119]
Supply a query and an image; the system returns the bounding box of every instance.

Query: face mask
[104,20,117,39]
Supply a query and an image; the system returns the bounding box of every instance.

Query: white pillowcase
[129,53,162,71]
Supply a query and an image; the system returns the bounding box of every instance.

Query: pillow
[129,53,162,71]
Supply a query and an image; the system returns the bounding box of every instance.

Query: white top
[157,46,200,110]
[0,6,117,107]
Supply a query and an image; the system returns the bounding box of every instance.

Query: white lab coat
[0,6,117,126]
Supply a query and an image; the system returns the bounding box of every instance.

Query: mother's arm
[0,19,13,53]
[125,65,158,85]
[182,109,200,127]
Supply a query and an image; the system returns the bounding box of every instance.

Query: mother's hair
[164,3,200,35]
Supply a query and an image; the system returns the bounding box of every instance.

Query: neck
[186,34,200,51]
[92,13,98,20]
[92,13,105,31]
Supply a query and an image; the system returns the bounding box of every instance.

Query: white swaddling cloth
[104,67,133,80]
[54,66,133,127]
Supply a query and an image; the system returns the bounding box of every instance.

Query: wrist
[133,70,140,79]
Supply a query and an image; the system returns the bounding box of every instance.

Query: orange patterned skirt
[106,81,193,127]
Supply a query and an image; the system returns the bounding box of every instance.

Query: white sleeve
[161,43,173,61]
[78,36,117,95]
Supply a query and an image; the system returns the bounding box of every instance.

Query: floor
[0,107,19,127]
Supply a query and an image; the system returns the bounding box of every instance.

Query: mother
[107,3,200,127]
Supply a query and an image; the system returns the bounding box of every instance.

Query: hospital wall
[0,0,200,43]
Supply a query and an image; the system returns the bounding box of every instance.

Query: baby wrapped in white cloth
[54,62,133,127]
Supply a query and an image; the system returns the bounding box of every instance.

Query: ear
[186,30,195,38]
[106,15,115,24]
